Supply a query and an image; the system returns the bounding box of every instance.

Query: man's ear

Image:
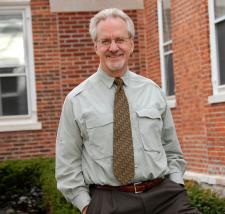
[130,39,134,55]
[94,42,98,54]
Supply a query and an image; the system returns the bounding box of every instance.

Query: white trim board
[184,171,225,187]
[50,0,144,12]
[0,0,30,6]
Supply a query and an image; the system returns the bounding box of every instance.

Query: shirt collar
[97,67,130,88]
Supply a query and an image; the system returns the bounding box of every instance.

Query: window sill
[167,95,176,108]
[0,121,42,132]
[208,94,225,104]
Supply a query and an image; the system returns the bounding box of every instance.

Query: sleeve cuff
[169,172,184,185]
[71,190,91,212]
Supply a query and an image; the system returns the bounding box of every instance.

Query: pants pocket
[86,188,98,214]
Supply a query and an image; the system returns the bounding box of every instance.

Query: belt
[93,178,164,194]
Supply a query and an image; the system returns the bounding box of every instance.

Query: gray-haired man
[56,8,201,214]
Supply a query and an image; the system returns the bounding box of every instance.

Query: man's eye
[115,38,125,44]
[101,40,110,45]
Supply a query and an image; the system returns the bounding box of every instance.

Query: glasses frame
[96,37,131,49]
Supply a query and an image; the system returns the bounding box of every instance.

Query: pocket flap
[86,113,113,128]
[136,108,161,119]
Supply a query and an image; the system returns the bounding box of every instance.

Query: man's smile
[106,53,124,59]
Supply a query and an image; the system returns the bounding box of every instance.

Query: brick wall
[143,0,225,177]
[0,0,146,160]
[1,0,224,179]
[142,0,161,85]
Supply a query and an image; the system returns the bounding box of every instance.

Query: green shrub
[1,158,225,214]
[0,160,45,213]
[185,180,225,214]
[0,160,39,194]
[37,158,80,214]
[0,158,80,214]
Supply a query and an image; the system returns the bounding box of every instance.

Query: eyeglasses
[96,37,131,48]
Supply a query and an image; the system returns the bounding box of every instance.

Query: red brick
[0,0,146,161]
[143,0,225,176]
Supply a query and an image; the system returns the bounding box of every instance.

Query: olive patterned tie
[113,77,135,185]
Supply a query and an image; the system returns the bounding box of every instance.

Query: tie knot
[114,78,124,87]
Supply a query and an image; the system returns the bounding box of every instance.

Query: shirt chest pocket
[136,108,163,152]
[86,113,113,160]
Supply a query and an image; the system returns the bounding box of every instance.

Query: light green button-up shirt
[55,68,186,212]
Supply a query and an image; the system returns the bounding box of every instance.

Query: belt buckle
[133,182,142,194]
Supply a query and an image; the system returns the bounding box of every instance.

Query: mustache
[106,51,123,57]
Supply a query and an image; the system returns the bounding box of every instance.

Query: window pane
[0,76,28,116]
[215,0,225,19]
[0,66,25,74]
[162,0,171,42]
[216,20,225,85]
[165,53,175,96]
[1,76,18,93]
[2,96,28,116]
[0,14,24,66]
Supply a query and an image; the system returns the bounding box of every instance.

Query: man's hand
[82,206,88,214]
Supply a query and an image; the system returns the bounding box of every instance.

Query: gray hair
[89,8,135,41]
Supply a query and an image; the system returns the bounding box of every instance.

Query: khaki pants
[87,178,202,214]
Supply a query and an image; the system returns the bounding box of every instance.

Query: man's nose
[109,40,119,51]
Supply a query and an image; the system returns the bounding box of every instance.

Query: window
[158,0,176,107]
[0,14,28,116]
[0,0,41,131]
[208,0,225,103]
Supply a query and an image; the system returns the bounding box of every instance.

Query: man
[56,8,201,214]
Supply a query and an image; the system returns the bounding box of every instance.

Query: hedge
[0,158,224,214]
[0,158,80,214]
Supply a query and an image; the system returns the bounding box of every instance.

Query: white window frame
[157,0,176,108]
[208,0,225,104]
[0,0,41,131]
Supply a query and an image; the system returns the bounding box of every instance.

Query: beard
[106,59,126,72]
[104,51,127,73]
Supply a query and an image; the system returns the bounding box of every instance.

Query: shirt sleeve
[55,95,91,212]
[161,102,186,185]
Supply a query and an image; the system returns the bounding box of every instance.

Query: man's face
[94,17,134,77]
